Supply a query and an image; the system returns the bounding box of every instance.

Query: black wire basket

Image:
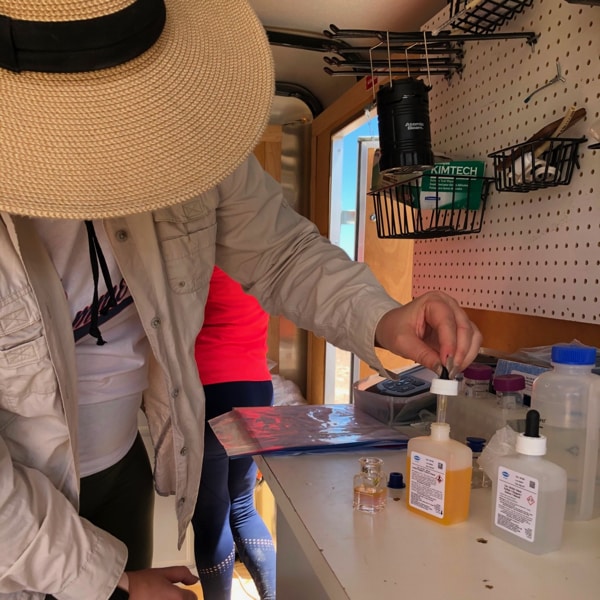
[488,137,586,193]
[449,0,534,35]
[369,173,493,239]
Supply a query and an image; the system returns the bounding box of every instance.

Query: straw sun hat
[0,0,275,219]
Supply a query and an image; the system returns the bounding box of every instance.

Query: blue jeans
[192,380,276,600]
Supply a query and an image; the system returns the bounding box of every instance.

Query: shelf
[369,173,493,239]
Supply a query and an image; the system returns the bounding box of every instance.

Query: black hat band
[0,0,166,73]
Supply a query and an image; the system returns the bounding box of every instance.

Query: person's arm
[374,292,482,376]
[122,568,198,599]
[0,438,127,599]
[215,156,480,375]
[0,439,199,600]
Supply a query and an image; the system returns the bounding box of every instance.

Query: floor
[183,562,260,600]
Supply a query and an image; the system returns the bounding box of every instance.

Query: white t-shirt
[32,219,150,476]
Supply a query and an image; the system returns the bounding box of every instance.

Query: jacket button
[151,317,161,328]
[180,446,188,456]
[171,388,180,399]
[115,229,128,242]
[179,497,186,505]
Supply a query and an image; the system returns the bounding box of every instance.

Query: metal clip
[524,61,566,104]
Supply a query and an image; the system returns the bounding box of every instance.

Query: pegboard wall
[412,0,599,324]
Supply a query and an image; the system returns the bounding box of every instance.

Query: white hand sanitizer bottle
[490,409,567,554]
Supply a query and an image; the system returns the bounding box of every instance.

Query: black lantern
[376,78,434,177]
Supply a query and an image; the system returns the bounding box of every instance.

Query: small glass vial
[463,363,494,397]
[466,436,491,489]
[494,374,526,409]
[353,457,386,513]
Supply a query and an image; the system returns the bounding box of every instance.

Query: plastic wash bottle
[406,380,472,525]
[530,343,600,520]
[491,409,567,554]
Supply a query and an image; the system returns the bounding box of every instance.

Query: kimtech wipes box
[416,161,486,210]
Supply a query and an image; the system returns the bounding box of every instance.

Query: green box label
[417,161,486,210]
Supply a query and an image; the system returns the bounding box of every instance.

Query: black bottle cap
[388,472,406,489]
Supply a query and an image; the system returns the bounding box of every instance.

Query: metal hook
[523,61,566,104]
[368,40,384,102]
[404,32,432,86]
[386,31,392,87]
[405,43,415,79]
[423,30,432,88]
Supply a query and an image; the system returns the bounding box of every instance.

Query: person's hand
[374,291,482,377]
[126,566,198,599]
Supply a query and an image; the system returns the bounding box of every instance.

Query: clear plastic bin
[445,392,528,444]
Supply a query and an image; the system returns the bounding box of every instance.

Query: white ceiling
[249,0,447,111]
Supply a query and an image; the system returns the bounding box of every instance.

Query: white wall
[413,0,599,325]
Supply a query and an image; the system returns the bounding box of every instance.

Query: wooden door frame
[307,77,390,404]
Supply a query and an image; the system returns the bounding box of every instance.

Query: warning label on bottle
[408,451,446,518]
[494,466,538,542]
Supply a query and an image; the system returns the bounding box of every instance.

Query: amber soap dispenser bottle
[406,383,473,524]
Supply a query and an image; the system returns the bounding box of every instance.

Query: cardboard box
[416,161,486,210]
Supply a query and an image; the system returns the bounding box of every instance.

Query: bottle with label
[353,456,386,513]
[494,374,526,409]
[530,343,600,520]
[406,420,472,524]
[491,410,567,554]
[462,363,494,397]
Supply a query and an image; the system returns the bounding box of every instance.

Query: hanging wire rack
[446,0,535,35]
[319,22,537,80]
[369,173,493,239]
[264,26,538,84]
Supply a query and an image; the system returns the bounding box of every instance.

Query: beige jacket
[0,156,400,599]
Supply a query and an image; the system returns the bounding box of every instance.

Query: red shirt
[194,267,271,385]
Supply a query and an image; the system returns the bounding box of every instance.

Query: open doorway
[325,111,376,404]
[325,109,416,404]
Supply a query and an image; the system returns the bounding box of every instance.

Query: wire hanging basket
[448,0,534,35]
[488,137,586,192]
[369,172,493,239]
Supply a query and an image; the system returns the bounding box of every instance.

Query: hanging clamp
[523,61,566,104]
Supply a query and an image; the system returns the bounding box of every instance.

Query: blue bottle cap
[551,344,596,366]
[466,436,486,453]
[388,472,406,489]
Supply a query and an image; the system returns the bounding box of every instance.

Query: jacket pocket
[153,195,217,294]
[0,289,58,415]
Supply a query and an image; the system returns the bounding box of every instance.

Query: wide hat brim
[0,0,275,219]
